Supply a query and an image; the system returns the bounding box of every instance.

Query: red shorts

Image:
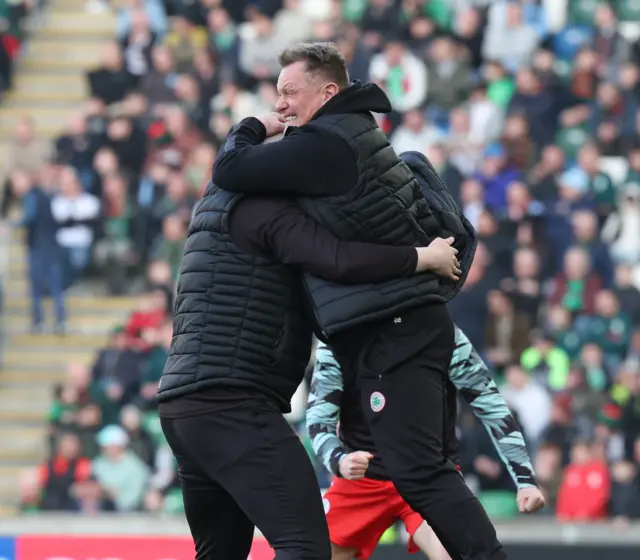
[322,477,423,560]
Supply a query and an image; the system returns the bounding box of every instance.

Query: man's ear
[324,83,339,102]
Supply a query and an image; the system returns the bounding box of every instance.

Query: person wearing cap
[90,425,150,512]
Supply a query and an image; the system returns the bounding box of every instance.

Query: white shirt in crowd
[51,193,101,249]
[391,124,444,155]
[502,379,551,446]
[368,52,428,113]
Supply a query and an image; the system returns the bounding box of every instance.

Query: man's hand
[517,486,546,513]
[256,112,286,137]
[416,237,461,280]
[338,451,374,480]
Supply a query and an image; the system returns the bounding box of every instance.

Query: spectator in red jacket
[557,440,611,521]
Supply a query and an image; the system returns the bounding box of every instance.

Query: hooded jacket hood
[311,80,392,120]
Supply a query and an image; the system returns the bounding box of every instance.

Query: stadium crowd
[2,0,640,529]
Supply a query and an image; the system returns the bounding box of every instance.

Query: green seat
[478,491,519,519]
[615,0,640,21]
[555,125,590,160]
[568,0,605,24]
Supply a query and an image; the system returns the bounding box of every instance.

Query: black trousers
[350,304,506,560]
[160,400,331,560]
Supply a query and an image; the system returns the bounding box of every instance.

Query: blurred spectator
[140,44,178,105]
[124,286,169,342]
[502,363,552,449]
[445,107,482,176]
[570,209,614,286]
[120,405,155,466]
[11,169,66,333]
[1,117,52,218]
[590,3,630,74]
[87,41,136,106]
[117,0,167,39]
[119,8,158,83]
[51,166,101,283]
[138,321,172,409]
[37,433,92,511]
[534,442,563,511]
[166,14,207,72]
[55,111,101,192]
[448,242,493,352]
[149,213,186,279]
[528,144,565,203]
[509,67,558,148]
[576,143,616,219]
[91,326,145,408]
[93,171,138,295]
[425,36,471,112]
[87,425,150,511]
[474,142,521,211]
[556,440,611,521]
[520,329,571,393]
[575,290,633,370]
[48,363,108,457]
[501,247,543,321]
[485,290,531,370]
[614,265,640,327]
[548,247,602,316]
[390,108,442,154]
[467,81,504,146]
[602,183,640,265]
[369,38,427,113]
[620,362,640,460]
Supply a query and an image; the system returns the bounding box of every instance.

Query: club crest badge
[370,391,386,412]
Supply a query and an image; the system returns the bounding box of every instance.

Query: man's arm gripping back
[306,342,348,476]
[450,327,537,489]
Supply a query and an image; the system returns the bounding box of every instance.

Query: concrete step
[10,332,109,347]
[3,349,98,368]
[0,447,43,463]
[5,89,86,104]
[0,369,67,384]
[38,12,116,39]
[0,426,47,453]
[5,296,136,314]
[0,106,70,137]
[0,385,53,401]
[0,504,17,517]
[0,466,25,502]
[0,407,51,424]
[21,55,100,72]
[13,71,87,94]
[26,38,104,63]
[6,311,128,333]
